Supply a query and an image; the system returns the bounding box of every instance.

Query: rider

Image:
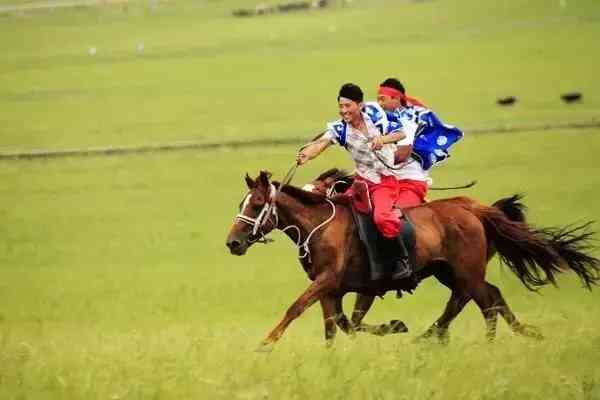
[376,77,464,208]
[296,83,412,280]
[377,78,431,207]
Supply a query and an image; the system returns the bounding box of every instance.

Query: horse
[226,170,599,351]
[302,168,528,336]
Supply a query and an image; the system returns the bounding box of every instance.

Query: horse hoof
[255,342,275,353]
[413,334,432,343]
[414,328,448,344]
[517,324,544,340]
[438,334,450,345]
[389,320,409,334]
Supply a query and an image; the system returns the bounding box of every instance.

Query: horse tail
[492,194,526,223]
[474,205,600,291]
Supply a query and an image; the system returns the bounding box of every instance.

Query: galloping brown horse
[304,168,528,336]
[226,171,599,350]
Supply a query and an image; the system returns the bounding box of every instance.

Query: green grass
[1,129,600,399]
[1,0,599,151]
[1,0,600,398]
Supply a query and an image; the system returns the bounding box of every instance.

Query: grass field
[1,0,600,399]
[1,0,600,151]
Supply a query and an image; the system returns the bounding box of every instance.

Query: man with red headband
[296,83,413,280]
[377,78,463,208]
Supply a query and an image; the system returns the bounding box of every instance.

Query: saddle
[352,207,417,283]
[347,181,416,294]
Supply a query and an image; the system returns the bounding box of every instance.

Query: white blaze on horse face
[241,192,253,214]
[302,183,316,192]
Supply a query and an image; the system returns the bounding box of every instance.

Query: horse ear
[245,173,255,189]
[259,170,272,187]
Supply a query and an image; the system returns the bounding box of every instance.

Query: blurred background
[1,0,599,399]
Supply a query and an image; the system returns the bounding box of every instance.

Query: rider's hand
[296,152,309,166]
[370,136,385,150]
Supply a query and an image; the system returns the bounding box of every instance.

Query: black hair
[337,83,364,103]
[380,78,406,94]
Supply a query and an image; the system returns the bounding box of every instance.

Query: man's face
[338,98,363,123]
[377,94,401,111]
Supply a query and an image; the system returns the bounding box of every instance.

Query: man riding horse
[297,81,463,283]
[297,83,412,280]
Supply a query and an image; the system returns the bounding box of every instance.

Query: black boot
[390,235,412,280]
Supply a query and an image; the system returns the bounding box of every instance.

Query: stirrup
[391,258,411,280]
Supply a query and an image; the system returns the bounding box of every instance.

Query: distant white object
[137,42,145,54]
[559,0,567,8]
[89,47,97,56]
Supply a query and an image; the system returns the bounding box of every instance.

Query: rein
[281,199,336,263]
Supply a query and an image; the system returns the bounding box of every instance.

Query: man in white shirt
[296,83,412,280]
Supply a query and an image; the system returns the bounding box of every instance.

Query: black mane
[280,184,327,205]
[315,168,353,183]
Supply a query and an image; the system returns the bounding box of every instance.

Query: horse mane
[283,185,328,204]
[315,168,353,183]
[273,181,328,205]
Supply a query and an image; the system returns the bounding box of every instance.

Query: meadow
[1,0,600,399]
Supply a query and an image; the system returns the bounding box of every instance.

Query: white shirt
[323,113,397,184]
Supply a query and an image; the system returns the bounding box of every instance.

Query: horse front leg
[257,275,334,352]
[351,294,375,327]
[351,294,407,336]
[320,294,341,347]
[332,295,356,337]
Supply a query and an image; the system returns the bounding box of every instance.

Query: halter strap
[235,184,278,237]
[234,183,337,261]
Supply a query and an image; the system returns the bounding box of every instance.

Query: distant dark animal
[226,171,599,350]
[497,96,517,106]
[232,9,253,17]
[561,92,582,103]
[277,1,310,12]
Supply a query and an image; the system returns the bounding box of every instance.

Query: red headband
[378,86,403,99]
[378,86,426,107]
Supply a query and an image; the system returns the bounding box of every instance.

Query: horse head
[226,170,278,255]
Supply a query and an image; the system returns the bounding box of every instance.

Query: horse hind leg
[471,282,500,341]
[417,287,471,344]
[485,283,544,340]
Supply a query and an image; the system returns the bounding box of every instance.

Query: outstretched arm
[296,138,331,165]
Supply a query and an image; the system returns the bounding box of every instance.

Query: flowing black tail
[475,204,600,290]
[492,194,527,223]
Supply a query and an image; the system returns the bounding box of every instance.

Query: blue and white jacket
[386,106,463,171]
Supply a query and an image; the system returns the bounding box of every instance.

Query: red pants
[396,179,428,208]
[348,175,400,238]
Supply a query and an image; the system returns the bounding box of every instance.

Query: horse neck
[274,192,331,243]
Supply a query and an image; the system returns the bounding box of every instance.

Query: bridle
[234,163,298,242]
[234,168,336,262]
[235,183,279,243]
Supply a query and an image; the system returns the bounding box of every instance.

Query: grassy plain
[1,0,600,151]
[2,130,600,399]
[1,0,600,399]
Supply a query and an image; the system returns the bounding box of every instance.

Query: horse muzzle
[226,237,249,256]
